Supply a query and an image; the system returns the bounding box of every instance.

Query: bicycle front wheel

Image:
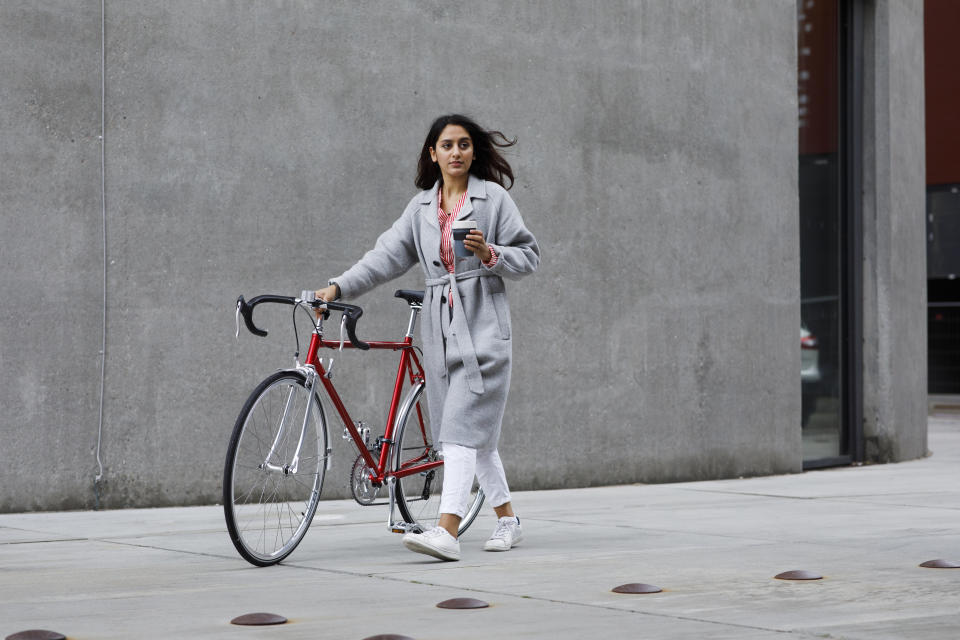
[223,370,328,566]
[393,382,484,535]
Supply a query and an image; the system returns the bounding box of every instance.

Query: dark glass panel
[798,0,844,460]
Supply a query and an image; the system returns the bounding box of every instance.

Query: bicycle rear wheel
[223,370,328,566]
[393,382,484,535]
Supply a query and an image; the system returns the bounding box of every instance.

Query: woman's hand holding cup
[460,228,492,263]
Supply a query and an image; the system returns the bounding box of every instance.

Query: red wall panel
[926,0,960,186]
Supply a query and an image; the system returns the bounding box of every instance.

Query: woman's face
[429,124,474,183]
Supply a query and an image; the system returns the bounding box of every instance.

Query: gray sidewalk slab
[2,413,959,639]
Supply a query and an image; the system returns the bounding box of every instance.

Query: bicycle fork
[261,367,330,476]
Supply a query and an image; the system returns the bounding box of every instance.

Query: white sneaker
[402,526,460,561]
[484,516,523,552]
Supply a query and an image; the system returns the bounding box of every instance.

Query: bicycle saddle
[394,289,424,305]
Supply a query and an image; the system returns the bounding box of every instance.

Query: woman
[314,114,539,561]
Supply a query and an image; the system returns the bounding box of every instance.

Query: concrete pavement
[2,409,959,639]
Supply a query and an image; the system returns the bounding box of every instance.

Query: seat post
[405,305,421,339]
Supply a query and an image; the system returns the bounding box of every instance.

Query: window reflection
[798,0,844,461]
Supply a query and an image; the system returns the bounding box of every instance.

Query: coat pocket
[483,276,511,340]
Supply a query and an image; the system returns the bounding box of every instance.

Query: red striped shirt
[437,188,498,275]
[438,189,468,274]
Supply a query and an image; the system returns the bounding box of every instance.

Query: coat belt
[424,269,498,395]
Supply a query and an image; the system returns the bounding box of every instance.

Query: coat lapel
[418,183,442,267]
[419,182,440,229]
[457,174,487,221]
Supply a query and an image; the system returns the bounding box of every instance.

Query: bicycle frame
[303,305,442,488]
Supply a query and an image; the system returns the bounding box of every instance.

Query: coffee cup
[452,220,477,258]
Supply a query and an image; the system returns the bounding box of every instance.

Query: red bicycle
[224,289,483,566]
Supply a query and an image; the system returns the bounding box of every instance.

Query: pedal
[389,521,423,535]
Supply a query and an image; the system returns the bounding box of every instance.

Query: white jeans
[438,443,511,518]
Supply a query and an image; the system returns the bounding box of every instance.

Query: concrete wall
[1,3,104,511]
[3,0,909,513]
[861,0,928,461]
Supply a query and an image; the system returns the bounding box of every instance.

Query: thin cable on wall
[95,0,107,508]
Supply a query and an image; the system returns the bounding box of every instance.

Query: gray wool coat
[331,175,540,449]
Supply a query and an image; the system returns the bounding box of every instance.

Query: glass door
[797,0,861,466]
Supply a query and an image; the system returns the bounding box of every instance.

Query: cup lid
[452,220,477,229]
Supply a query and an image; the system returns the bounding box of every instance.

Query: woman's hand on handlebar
[314,284,340,320]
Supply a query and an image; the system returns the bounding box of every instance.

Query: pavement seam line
[0,538,88,545]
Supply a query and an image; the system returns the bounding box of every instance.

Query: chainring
[350,453,383,506]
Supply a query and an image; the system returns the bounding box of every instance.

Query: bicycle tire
[223,370,328,566]
[393,382,484,535]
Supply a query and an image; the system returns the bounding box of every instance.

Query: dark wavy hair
[415,114,516,190]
